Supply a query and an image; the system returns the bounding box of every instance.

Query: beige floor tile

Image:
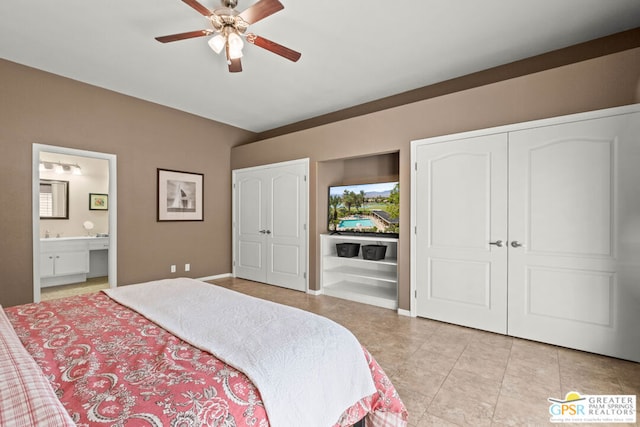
[416,411,461,426]
[394,389,432,425]
[500,371,561,399]
[613,360,640,395]
[471,329,514,350]
[439,368,502,405]
[560,371,624,396]
[401,346,459,377]
[558,348,626,395]
[453,351,507,382]
[423,334,469,359]
[390,367,447,400]
[428,387,495,426]
[505,355,561,387]
[40,276,109,301]
[492,393,553,426]
[464,340,512,364]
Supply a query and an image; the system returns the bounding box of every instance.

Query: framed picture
[157,168,204,221]
[89,193,108,211]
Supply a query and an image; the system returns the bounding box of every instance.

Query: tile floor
[40,276,110,301]
[46,276,639,426]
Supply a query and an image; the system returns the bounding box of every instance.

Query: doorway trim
[32,144,117,303]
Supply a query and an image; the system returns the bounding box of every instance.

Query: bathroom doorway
[32,144,117,303]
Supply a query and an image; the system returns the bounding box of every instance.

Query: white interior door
[508,112,640,362]
[234,171,268,283]
[415,134,508,334]
[266,163,307,291]
[234,160,308,291]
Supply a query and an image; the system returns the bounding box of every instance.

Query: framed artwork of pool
[328,181,399,237]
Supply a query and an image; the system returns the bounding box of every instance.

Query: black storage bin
[336,243,360,258]
[362,244,387,260]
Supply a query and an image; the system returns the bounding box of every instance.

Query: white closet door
[235,171,268,283]
[508,112,640,362]
[234,160,308,292]
[266,162,307,291]
[415,134,508,334]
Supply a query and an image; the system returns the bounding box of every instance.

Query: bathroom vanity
[40,236,109,287]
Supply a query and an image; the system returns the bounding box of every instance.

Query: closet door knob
[265,230,271,235]
[489,240,503,247]
[511,240,523,248]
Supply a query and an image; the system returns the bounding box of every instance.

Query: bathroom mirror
[39,179,69,219]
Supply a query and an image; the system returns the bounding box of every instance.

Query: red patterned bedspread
[5,291,407,427]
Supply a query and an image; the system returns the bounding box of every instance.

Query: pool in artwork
[338,218,375,228]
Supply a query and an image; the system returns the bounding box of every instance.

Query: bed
[1,278,407,427]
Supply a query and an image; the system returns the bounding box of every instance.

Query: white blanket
[105,278,376,427]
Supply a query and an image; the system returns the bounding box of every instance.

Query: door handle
[510,240,524,248]
[259,230,266,234]
[265,230,271,235]
[489,240,503,247]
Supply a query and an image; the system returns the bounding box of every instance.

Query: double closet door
[413,108,640,362]
[233,160,308,292]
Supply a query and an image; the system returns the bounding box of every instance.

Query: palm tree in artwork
[358,190,366,211]
[343,190,355,213]
[329,195,341,220]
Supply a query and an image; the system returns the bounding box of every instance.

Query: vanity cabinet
[88,237,109,278]
[40,250,88,277]
[40,240,89,285]
[320,234,398,310]
[40,237,109,287]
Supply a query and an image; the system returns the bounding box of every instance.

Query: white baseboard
[397,308,412,317]
[198,273,233,281]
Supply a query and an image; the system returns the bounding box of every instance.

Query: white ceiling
[1,1,639,133]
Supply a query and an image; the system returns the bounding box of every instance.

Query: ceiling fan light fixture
[228,45,243,59]
[208,34,226,54]
[227,31,244,51]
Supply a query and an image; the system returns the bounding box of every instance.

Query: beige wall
[0,59,256,307]
[231,47,640,311]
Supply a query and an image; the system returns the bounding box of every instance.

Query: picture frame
[157,168,204,221]
[89,193,108,211]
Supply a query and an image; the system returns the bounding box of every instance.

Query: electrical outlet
[185,263,190,272]
[170,265,176,273]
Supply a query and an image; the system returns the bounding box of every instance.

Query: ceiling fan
[155,0,301,73]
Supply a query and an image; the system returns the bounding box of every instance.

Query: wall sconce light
[39,161,82,175]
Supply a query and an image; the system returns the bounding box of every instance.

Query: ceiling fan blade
[247,34,301,62]
[182,0,213,16]
[239,0,284,24]
[228,58,243,72]
[155,29,213,43]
